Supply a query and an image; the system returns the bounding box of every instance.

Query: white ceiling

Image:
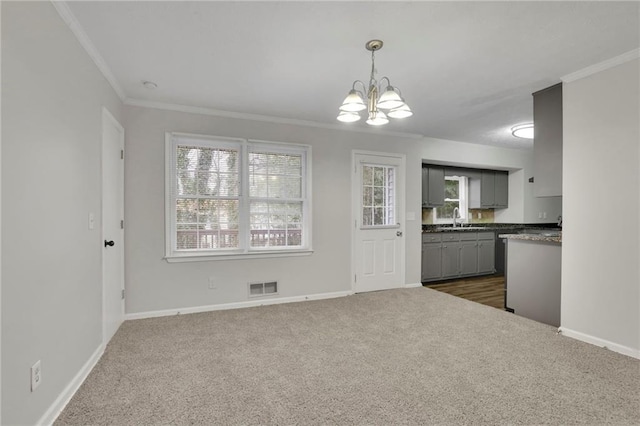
[65,1,639,149]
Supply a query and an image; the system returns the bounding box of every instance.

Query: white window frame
[433,176,468,224]
[165,132,313,262]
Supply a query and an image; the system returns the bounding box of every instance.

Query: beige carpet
[56,287,639,425]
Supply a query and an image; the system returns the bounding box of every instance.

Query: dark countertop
[421,223,559,234]
[498,233,562,244]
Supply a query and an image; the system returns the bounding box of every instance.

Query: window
[434,176,468,223]
[361,164,396,227]
[166,133,311,260]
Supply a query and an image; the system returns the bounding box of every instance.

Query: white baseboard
[404,282,423,288]
[37,343,105,426]
[558,327,640,359]
[125,290,354,320]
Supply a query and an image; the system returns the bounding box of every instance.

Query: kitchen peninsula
[500,231,561,327]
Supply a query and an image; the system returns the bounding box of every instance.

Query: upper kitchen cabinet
[494,171,508,208]
[469,170,508,209]
[422,165,445,207]
[533,83,563,197]
[481,171,495,207]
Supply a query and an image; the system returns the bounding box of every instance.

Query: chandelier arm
[352,80,368,97]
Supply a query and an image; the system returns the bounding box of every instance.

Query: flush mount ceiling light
[337,40,412,126]
[142,80,158,90]
[511,123,534,139]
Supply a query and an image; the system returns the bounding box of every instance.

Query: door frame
[351,150,406,292]
[101,107,125,346]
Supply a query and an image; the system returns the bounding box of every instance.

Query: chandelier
[337,40,412,126]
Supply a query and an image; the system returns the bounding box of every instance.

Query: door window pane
[361,165,396,226]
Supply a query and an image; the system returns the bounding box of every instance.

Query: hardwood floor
[424,275,505,310]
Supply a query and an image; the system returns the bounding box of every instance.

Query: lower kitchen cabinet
[459,241,478,275]
[422,231,496,282]
[477,237,496,274]
[421,243,442,281]
[441,243,460,278]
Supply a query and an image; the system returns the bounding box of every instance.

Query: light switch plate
[31,360,41,391]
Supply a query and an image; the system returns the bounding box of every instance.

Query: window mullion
[239,141,250,253]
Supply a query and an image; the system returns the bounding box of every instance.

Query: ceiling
[65,1,639,150]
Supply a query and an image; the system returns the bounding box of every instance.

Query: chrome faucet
[453,207,460,227]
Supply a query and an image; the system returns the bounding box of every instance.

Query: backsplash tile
[422,208,494,224]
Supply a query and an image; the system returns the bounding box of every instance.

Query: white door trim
[351,150,406,292]
[101,107,125,346]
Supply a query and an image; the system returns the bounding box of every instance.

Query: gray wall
[124,105,551,315]
[1,2,123,424]
[562,58,639,354]
[0,2,566,423]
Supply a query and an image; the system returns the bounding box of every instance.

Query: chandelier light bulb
[366,110,389,126]
[388,104,413,119]
[377,86,405,110]
[337,111,361,123]
[339,90,367,112]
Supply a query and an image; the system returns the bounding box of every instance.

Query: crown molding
[124,98,425,139]
[51,1,126,101]
[561,48,640,83]
[50,0,422,139]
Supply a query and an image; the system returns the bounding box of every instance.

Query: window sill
[165,249,314,263]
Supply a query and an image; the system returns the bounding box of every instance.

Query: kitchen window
[165,133,312,261]
[434,176,468,223]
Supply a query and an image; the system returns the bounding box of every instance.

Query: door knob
[396,231,403,237]
[104,240,115,247]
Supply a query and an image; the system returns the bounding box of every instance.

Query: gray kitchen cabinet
[533,83,563,197]
[469,170,509,209]
[422,231,497,283]
[440,233,460,278]
[441,242,460,278]
[477,233,496,274]
[459,241,478,275]
[421,243,442,281]
[494,171,508,208]
[422,165,445,207]
[480,171,495,207]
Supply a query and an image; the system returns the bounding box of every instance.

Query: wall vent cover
[248,281,278,298]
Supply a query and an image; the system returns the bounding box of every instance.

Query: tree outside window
[434,176,468,223]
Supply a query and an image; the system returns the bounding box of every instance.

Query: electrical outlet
[208,277,217,290]
[31,360,42,391]
[543,212,547,219]
[478,212,482,219]
[538,212,543,219]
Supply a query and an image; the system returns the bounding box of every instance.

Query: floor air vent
[248,281,278,298]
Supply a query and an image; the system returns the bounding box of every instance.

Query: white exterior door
[352,151,405,293]
[102,108,124,345]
